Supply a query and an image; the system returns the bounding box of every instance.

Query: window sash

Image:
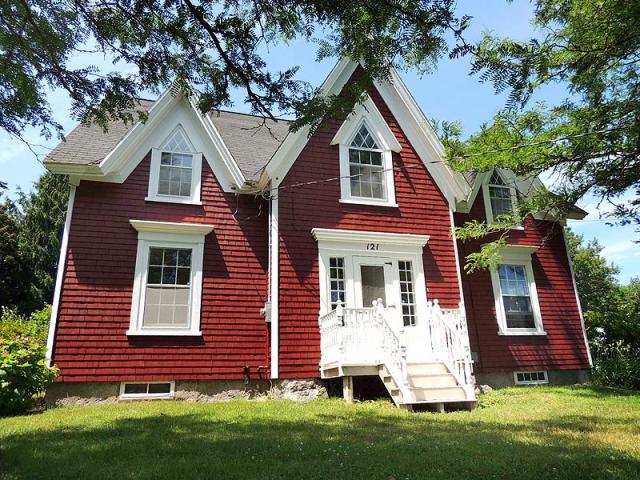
[399,260,416,327]
[498,263,536,330]
[158,152,193,197]
[329,257,345,310]
[489,185,513,218]
[143,247,193,329]
[349,148,386,200]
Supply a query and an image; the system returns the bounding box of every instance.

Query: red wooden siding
[277,70,462,378]
[52,155,270,382]
[454,190,590,373]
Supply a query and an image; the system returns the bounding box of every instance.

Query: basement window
[120,381,175,399]
[514,371,548,385]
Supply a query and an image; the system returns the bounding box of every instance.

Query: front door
[353,256,395,309]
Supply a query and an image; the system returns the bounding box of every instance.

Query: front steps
[378,362,472,409]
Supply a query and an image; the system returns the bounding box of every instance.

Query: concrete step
[410,386,467,402]
[406,362,448,376]
[409,373,458,389]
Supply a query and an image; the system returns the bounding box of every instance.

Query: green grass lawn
[1,386,639,480]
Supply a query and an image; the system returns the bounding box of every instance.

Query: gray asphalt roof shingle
[208,111,290,181]
[45,99,155,166]
[45,99,291,182]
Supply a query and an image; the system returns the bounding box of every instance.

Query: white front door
[353,256,395,309]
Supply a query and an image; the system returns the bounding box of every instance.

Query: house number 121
[366,243,379,250]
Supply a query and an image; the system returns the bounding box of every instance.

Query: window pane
[156,152,193,198]
[124,383,148,395]
[329,257,345,310]
[499,264,536,329]
[143,247,192,329]
[360,265,386,308]
[148,383,171,394]
[399,261,416,327]
[489,185,513,217]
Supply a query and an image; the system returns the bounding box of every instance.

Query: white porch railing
[319,300,408,388]
[427,300,474,392]
[318,298,474,395]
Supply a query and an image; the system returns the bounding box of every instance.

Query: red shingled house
[44,59,591,409]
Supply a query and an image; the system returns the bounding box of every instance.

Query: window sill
[145,196,203,206]
[498,330,547,336]
[339,198,399,208]
[127,330,203,337]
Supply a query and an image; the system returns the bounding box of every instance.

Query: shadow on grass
[2,404,639,480]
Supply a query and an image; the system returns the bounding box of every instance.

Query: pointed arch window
[483,170,517,224]
[348,123,387,200]
[146,126,203,205]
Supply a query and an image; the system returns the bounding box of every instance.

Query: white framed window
[128,220,214,336]
[489,245,545,336]
[398,260,417,327]
[331,96,401,207]
[329,257,346,310]
[146,126,203,205]
[120,381,175,399]
[514,371,548,385]
[482,170,518,224]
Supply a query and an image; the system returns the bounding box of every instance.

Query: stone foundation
[46,378,328,408]
[475,368,590,388]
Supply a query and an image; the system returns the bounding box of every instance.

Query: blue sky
[1,0,637,283]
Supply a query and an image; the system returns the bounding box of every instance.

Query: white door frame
[353,255,396,309]
[313,229,430,322]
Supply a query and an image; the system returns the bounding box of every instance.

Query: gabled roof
[208,111,290,182]
[46,99,155,166]
[45,101,288,184]
[262,58,470,207]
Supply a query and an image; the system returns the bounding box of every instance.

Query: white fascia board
[312,227,429,247]
[265,59,359,186]
[46,184,76,366]
[264,58,470,209]
[330,95,402,152]
[84,88,246,191]
[130,219,215,236]
[372,71,469,208]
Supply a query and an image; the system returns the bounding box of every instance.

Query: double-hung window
[332,96,401,207]
[484,170,517,224]
[128,220,214,336]
[348,124,387,200]
[147,126,203,204]
[490,246,545,335]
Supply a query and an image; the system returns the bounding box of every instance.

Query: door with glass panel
[353,257,395,309]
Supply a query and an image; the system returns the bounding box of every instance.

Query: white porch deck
[319,300,476,408]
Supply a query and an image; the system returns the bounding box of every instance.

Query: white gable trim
[58,89,246,191]
[265,58,357,186]
[263,59,469,208]
[330,95,401,152]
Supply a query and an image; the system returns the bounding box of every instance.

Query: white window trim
[489,245,546,336]
[514,371,548,385]
[128,220,214,336]
[146,125,203,205]
[331,96,401,208]
[482,170,520,226]
[119,381,175,400]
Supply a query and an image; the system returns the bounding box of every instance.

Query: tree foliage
[0,194,25,309]
[445,0,640,238]
[0,173,68,313]
[0,0,470,143]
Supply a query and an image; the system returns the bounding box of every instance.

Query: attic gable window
[483,170,518,224]
[146,126,203,205]
[349,124,386,200]
[331,96,401,208]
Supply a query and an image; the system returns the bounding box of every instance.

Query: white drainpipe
[269,187,279,378]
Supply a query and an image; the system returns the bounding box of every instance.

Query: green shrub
[591,341,640,390]
[0,305,50,344]
[0,335,58,415]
